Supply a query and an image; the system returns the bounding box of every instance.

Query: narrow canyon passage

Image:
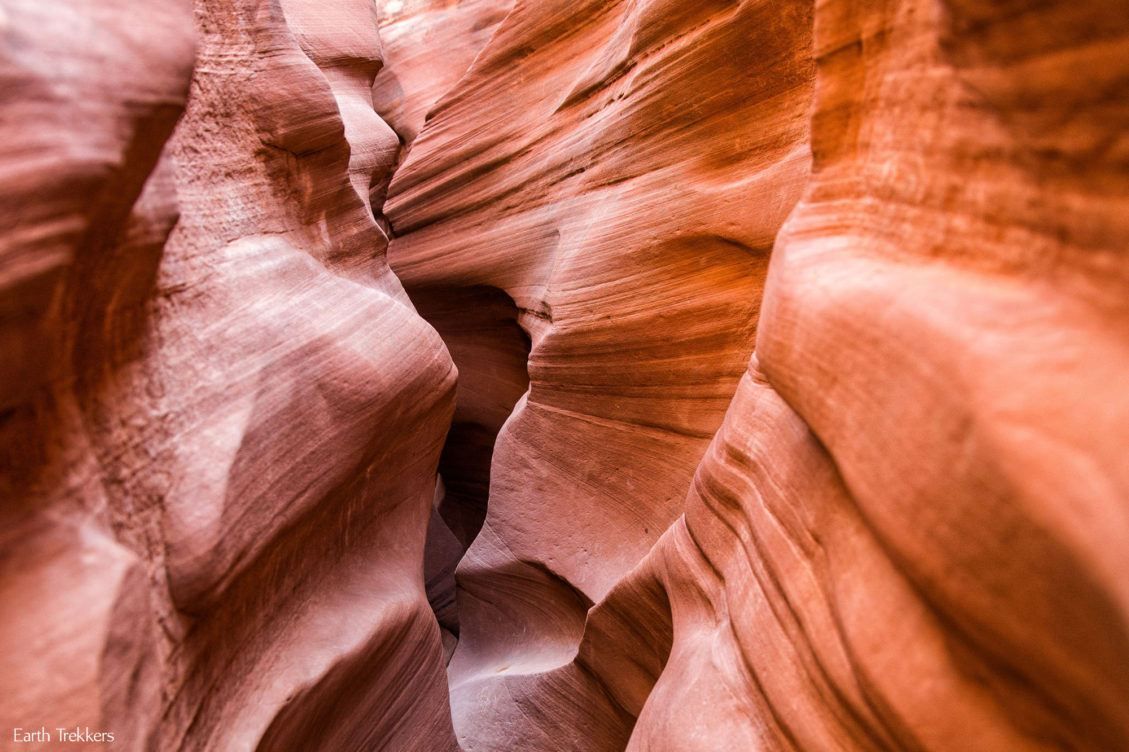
[1,0,1128,751]
[413,284,532,651]
[375,4,799,745]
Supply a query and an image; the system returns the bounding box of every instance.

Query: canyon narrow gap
[1,1,1127,751]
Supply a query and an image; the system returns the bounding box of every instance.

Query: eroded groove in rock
[371,0,525,663]
[383,0,815,746]
[415,286,531,550]
[3,0,1129,750]
[2,0,460,750]
[417,285,532,655]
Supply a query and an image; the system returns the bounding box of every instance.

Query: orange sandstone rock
[384,0,814,746]
[385,0,1129,749]
[2,0,1128,749]
[1,0,459,749]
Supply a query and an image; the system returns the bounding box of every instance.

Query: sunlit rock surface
[1,0,1127,749]
[373,0,509,145]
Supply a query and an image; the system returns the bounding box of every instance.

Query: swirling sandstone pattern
[385,0,1129,749]
[2,0,458,750]
[747,1,1129,746]
[1,0,1127,750]
[383,0,814,747]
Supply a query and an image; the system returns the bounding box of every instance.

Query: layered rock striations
[1,0,1127,750]
[385,0,1129,749]
[743,1,1129,746]
[2,0,458,749]
[1,1,196,746]
[383,0,815,746]
[373,0,509,146]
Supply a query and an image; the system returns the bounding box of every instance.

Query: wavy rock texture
[383,0,815,747]
[1,0,458,750]
[372,0,516,667]
[384,0,1129,749]
[0,1,195,747]
[2,0,1128,750]
[744,0,1129,747]
[373,0,509,145]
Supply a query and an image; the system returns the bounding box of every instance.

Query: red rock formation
[2,0,459,749]
[385,0,1129,749]
[373,0,509,145]
[383,0,815,746]
[1,1,195,747]
[743,0,1129,746]
[3,0,1128,750]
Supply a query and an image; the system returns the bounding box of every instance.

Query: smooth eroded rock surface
[2,0,1127,750]
[2,0,458,750]
[383,0,814,746]
[384,0,1129,749]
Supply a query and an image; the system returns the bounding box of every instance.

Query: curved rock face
[373,0,509,145]
[384,0,1129,749]
[2,0,1128,750]
[1,1,195,747]
[383,0,815,746]
[746,0,1129,746]
[2,0,458,750]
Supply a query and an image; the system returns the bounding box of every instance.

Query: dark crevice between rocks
[410,285,532,661]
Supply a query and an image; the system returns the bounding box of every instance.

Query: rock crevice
[1,0,1127,750]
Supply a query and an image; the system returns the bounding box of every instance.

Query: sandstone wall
[1,1,459,750]
[1,0,1126,750]
[385,0,1129,749]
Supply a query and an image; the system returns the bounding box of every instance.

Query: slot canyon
[1,0,1127,749]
